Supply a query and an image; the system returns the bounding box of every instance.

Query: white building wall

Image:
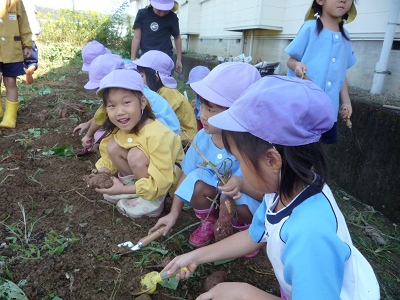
[176,0,400,96]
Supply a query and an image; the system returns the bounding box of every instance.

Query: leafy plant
[42,145,75,157]
[42,231,79,256]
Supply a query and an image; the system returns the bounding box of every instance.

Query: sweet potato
[203,271,228,292]
[214,197,236,242]
[83,172,114,189]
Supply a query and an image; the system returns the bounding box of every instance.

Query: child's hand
[81,134,94,148]
[95,177,125,195]
[23,48,32,59]
[294,62,307,78]
[149,212,179,235]
[175,60,183,73]
[218,176,243,200]
[339,103,353,120]
[161,253,197,281]
[191,99,196,110]
[73,121,90,135]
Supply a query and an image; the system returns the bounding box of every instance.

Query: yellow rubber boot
[0,99,20,129]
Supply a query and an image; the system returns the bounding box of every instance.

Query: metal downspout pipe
[370,0,400,94]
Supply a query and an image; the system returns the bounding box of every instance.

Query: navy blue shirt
[134,7,180,58]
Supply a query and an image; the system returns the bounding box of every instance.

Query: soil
[0,65,399,300]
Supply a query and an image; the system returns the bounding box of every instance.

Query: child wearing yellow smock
[92,69,184,218]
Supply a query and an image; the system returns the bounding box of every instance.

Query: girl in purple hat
[159,76,379,300]
[285,0,357,144]
[133,50,197,147]
[150,62,263,256]
[92,69,184,218]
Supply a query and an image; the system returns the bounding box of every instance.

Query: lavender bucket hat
[208,76,335,146]
[85,54,125,90]
[190,62,261,107]
[133,50,177,88]
[82,40,111,71]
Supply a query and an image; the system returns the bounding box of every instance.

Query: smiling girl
[93,69,184,218]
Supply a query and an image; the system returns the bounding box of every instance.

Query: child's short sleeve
[133,9,144,29]
[345,29,357,69]
[248,196,269,243]
[285,21,313,61]
[170,13,180,38]
[181,132,201,175]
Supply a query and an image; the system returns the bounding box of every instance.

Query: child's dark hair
[312,0,355,41]
[101,88,156,135]
[222,131,329,200]
[198,95,228,110]
[137,66,164,92]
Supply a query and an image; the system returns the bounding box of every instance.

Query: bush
[38,0,133,57]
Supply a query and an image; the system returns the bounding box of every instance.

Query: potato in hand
[83,171,114,189]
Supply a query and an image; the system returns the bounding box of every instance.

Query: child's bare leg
[3,77,18,101]
[127,147,149,179]
[190,181,219,210]
[107,138,131,175]
[236,204,253,225]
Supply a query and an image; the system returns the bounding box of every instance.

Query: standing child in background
[133,50,197,146]
[131,0,183,73]
[150,63,262,254]
[0,0,32,129]
[186,66,210,131]
[22,0,40,85]
[161,76,380,300]
[285,0,357,144]
[81,40,111,72]
[90,69,184,218]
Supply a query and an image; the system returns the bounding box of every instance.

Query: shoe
[189,208,218,248]
[25,66,36,84]
[117,194,166,218]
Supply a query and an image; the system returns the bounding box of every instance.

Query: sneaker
[117,194,166,218]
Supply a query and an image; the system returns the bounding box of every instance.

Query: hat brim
[304,2,357,24]
[159,74,177,88]
[191,80,233,108]
[82,63,90,72]
[208,110,247,133]
[84,80,100,90]
[151,0,174,11]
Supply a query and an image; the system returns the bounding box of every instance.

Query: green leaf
[42,146,75,157]
[39,87,52,96]
[159,276,179,290]
[142,246,168,255]
[0,279,29,300]
[28,128,41,137]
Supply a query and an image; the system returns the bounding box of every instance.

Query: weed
[63,204,73,214]
[27,168,45,188]
[42,230,79,256]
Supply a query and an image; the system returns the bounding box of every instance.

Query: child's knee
[127,147,149,169]
[106,137,118,152]
[236,205,253,224]
[3,77,17,89]
[192,181,218,203]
